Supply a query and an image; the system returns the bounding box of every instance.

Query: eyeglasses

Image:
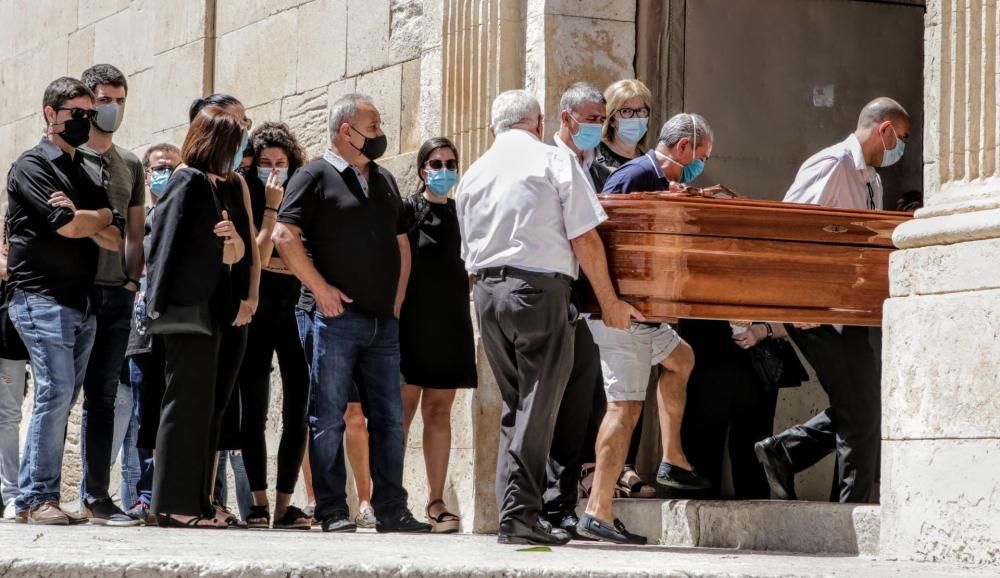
[56,107,98,121]
[426,159,458,171]
[617,106,650,119]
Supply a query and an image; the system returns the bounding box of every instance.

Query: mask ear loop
[690,113,697,162]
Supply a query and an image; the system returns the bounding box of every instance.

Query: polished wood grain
[583,193,911,326]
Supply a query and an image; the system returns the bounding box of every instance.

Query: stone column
[880,0,1000,565]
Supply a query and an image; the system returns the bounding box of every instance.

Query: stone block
[93,0,156,77]
[356,64,403,157]
[6,40,70,123]
[389,0,426,63]
[67,26,96,81]
[327,76,358,106]
[400,58,422,152]
[890,238,1000,297]
[378,151,418,195]
[469,334,502,533]
[541,0,635,22]
[882,290,1000,440]
[0,1,15,62]
[13,0,76,55]
[281,87,329,162]
[148,123,190,152]
[114,68,154,150]
[215,10,298,109]
[214,0,302,36]
[153,0,207,54]
[880,439,1000,566]
[346,0,390,76]
[295,0,347,93]
[246,99,282,132]
[78,0,130,28]
[153,40,209,134]
[418,47,441,139]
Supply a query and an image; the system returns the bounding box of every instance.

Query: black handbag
[145,302,213,336]
[749,337,809,391]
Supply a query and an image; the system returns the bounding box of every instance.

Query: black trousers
[239,272,310,494]
[213,324,248,453]
[135,339,165,450]
[543,320,602,517]
[153,331,223,517]
[775,325,881,503]
[474,272,575,528]
[676,320,777,499]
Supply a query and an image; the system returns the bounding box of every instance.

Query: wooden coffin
[584,192,912,326]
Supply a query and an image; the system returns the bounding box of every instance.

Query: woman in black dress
[399,137,476,533]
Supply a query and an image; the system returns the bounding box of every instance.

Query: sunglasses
[426,159,458,171]
[56,107,98,121]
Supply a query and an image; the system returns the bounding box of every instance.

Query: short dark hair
[415,137,459,193]
[81,64,128,95]
[142,142,182,169]
[189,93,242,122]
[249,122,306,175]
[181,106,244,176]
[42,77,95,115]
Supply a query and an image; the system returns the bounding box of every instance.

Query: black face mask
[55,117,92,148]
[350,125,388,161]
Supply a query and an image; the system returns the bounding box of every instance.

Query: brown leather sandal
[425,499,459,533]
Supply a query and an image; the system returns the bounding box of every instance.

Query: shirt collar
[647,149,668,181]
[39,137,74,162]
[323,148,353,173]
[552,132,594,169]
[845,134,868,171]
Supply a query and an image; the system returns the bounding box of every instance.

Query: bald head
[857,97,909,131]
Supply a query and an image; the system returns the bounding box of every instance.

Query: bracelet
[765,322,774,339]
[264,206,279,213]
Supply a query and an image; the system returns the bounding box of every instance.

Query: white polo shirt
[455,129,607,279]
[552,132,595,172]
[784,134,882,210]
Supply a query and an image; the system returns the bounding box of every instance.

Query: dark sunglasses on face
[426,159,458,171]
[56,107,98,121]
[617,106,650,119]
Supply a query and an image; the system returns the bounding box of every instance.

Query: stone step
[581,499,880,556]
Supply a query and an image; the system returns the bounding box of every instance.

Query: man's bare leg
[584,400,643,523]
[657,341,695,469]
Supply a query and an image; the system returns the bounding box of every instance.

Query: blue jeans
[296,309,408,521]
[110,381,142,508]
[215,450,252,520]
[9,290,97,510]
[127,356,155,507]
[0,358,27,508]
[80,285,135,502]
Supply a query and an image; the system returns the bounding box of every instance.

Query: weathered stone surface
[542,14,634,112]
[12,0,76,55]
[377,151,418,195]
[153,40,208,133]
[418,47,441,140]
[295,0,347,93]
[538,0,636,22]
[880,439,1000,566]
[214,10,298,109]
[5,39,70,123]
[882,290,1000,440]
[893,206,1000,249]
[890,238,1000,297]
[280,87,329,161]
[400,58,422,152]
[67,26,96,80]
[388,0,426,63]
[93,0,155,76]
[356,64,403,157]
[346,0,390,76]
[152,0,206,55]
[78,0,130,28]
[214,0,302,36]
[245,99,282,134]
[469,333,502,533]
[114,67,155,150]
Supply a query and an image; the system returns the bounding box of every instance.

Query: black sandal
[214,503,247,529]
[425,499,459,534]
[273,505,311,530]
[156,513,226,529]
[246,505,270,529]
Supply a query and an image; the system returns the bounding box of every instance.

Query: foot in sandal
[426,499,459,533]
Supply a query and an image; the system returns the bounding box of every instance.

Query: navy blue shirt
[601,150,669,194]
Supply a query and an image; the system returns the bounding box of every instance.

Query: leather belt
[474,266,573,283]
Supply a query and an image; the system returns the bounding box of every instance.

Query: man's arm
[273,222,352,317]
[90,224,124,251]
[570,228,643,329]
[394,234,410,318]
[56,207,114,238]
[124,205,145,287]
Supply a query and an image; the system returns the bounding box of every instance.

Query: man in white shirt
[755,97,910,504]
[456,89,639,546]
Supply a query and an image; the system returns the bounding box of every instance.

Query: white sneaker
[355,504,376,529]
[3,502,17,520]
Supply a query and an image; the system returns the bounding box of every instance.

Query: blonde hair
[602,79,653,145]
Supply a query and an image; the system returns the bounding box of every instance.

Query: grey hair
[559,82,606,113]
[657,113,713,148]
[491,90,541,134]
[857,97,909,130]
[328,93,374,138]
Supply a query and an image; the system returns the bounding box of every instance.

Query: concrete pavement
[0,521,998,577]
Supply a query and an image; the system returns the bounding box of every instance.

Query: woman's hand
[264,169,285,209]
[216,210,244,264]
[233,299,255,326]
[733,323,768,349]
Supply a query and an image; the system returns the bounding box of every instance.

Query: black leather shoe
[544,510,591,541]
[375,509,432,533]
[576,513,647,545]
[320,512,357,533]
[655,461,711,490]
[497,519,571,545]
[754,437,798,500]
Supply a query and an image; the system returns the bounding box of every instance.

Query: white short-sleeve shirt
[455,129,608,279]
[784,134,882,210]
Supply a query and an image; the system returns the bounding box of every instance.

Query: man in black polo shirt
[273,93,429,534]
[6,77,123,526]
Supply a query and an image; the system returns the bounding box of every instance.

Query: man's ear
[489,125,496,138]
[43,105,55,127]
[560,109,571,127]
[536,115,545,139]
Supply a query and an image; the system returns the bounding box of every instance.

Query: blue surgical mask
[426,168,459,196]
[681,159,705,183]
[149,169,171,195]
[257,167,289,187]
[570,117,603,151]
[232,130,249,172]
[880,126,905,168]
[617,117,648,145]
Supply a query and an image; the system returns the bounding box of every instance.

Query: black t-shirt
[5,138,113,311]
[277,156,405,318]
